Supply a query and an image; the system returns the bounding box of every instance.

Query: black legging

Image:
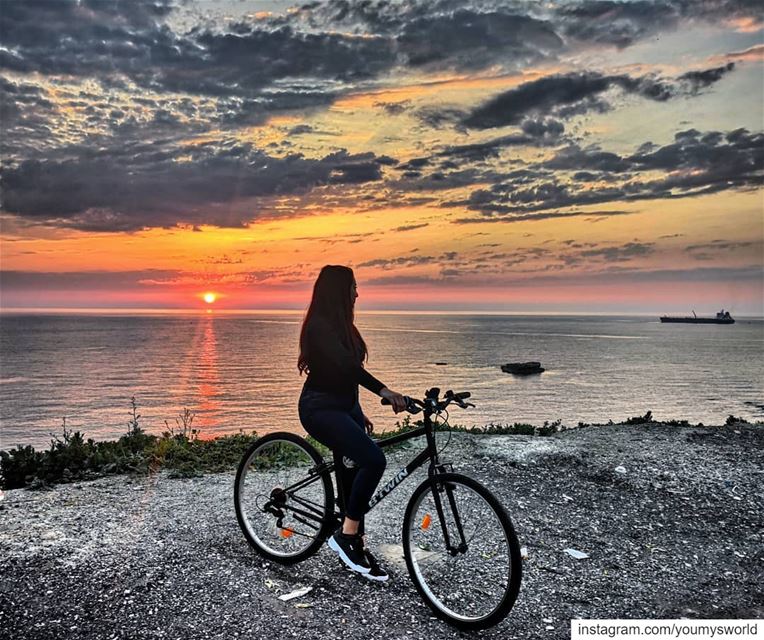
[298,387,386,524]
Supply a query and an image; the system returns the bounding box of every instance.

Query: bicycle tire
[234,432,335,565]
[402,472,522,630]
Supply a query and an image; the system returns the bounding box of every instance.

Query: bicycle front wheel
[234,432,334,564]
[402,473,522,630]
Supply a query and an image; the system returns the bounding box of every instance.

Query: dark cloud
[678,62,736,92]
[684,239,760,261]
[0,2,559,110]
[0,76,61,157]
[460,66,734,130]
[434,128,563,164]
[520,117,565,138]
[287,124,315,136]
[685,239,757,251]
[357,254,437,269]
[374,100,412,115]
[436,136,539,162]
[0,1,398,100]
[393,223,429,231]
[395,10,563,70]
[544,146,633,173]
[0,0,177,77]
[357,250,458,269]
[454,128,764,217]
[452,209,633,224]
[294,2,563,70]
[578,241,655,262]
[0,0,750,119]
[0,140,393,231]
[552,0,681,49]
[415,106,467,129]
[362,274,446,286]
[553,0,761,49]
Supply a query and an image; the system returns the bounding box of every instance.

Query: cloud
[460,66,735,130]
[434,125,564,163]
[504,264,764,287]
[683,238,762,260]
[357,250,459,270]
[454,127,764,217]
[374,100,412,115]
[685,239,759,251]
[0,140,394,231]
[578,241,655,262]
[0,1,397,99]
[552,0,681,49]
[357,254,438,269]
[452,209,633,224]
[394,9,563,71]
[293,2,563,70]
[0,1,759,236]
[719,44,764,63]
[678,62,736,93]
[0,268,181,289]
[393,223,429,232]
[552,0,762,48]
[362,274,447,286]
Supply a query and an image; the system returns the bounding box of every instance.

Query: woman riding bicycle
[297,265,407,581]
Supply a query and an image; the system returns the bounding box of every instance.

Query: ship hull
[659,317,735,324]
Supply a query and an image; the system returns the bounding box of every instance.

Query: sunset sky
[1,0,762,314]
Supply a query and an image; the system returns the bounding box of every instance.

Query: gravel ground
[2,422,763,640]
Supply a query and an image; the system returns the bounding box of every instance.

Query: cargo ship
[659,309,735,324]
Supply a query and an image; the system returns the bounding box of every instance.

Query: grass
[2,398,757,490]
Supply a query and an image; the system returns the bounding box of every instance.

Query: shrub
[625,411,653,425]
[0,399,261,490]
[0,444,44,490]
[663,418,691,427]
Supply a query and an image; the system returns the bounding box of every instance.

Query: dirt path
[1,422,762,640]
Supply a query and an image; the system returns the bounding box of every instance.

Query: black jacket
[303,315,386,396]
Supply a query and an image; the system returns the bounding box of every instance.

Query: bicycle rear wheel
[234,432,334,564]
[402,472,522,630]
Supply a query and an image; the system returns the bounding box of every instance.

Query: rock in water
[501,362,545,375]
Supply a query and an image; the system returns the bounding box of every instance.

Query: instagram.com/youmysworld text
[571,619,762,639]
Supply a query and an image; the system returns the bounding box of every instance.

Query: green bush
[0,444,44,490]
[0,399,259,490]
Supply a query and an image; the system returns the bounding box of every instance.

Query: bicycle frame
[278,406,468,554]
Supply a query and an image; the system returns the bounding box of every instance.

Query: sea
[1,312,763,450]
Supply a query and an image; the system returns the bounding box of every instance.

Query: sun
[203,292,217,304]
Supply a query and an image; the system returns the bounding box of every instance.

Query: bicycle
[233,387,523,630]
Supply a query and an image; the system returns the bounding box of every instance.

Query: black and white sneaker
[362,548,389,582]
[328,532,371,574]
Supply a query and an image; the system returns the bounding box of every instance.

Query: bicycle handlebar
[381,388,475,414]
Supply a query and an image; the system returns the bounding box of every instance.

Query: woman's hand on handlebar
[380,387,407,413]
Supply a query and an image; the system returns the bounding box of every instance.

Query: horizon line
[1,307,762,319]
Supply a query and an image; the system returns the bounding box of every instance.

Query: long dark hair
[297,265,368,376]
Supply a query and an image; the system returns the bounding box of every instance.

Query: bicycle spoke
[405,475,519,626]
[236,436,332,560]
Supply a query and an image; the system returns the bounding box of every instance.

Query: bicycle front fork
[429,466,469,555]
